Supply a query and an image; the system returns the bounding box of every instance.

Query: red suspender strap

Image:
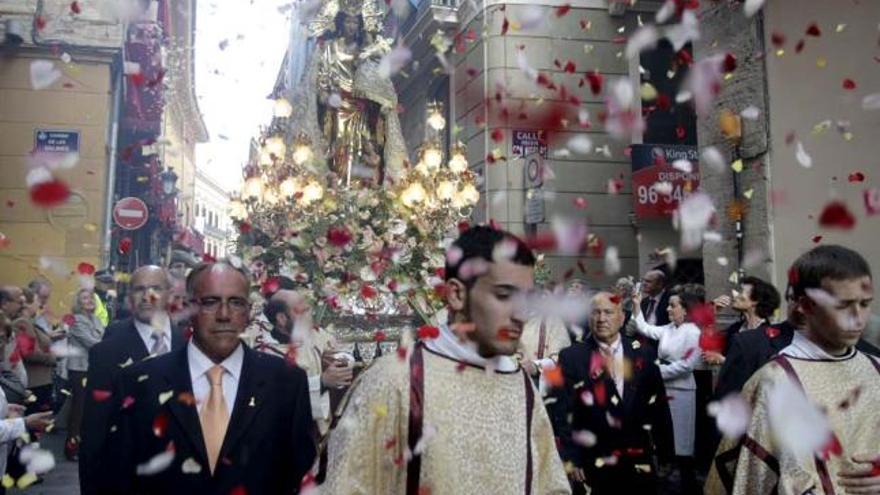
[406,343,425,495]
[773,356,837,495]
[536,320,547,360]
[523,370,535,495]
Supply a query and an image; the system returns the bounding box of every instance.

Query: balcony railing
[399,0,460,37]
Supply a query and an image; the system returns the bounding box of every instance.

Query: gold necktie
[200,365,229,473]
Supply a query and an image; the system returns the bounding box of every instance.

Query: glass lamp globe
[300,181,324,205]
[273,97,293,119]
[243,176,263,200]
[436,180,456,201]
[423,147,443,171]
[264,136,286,158]
[279,177,301,198]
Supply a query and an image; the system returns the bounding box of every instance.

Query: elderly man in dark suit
[551,291,674,494]
[639,269,671,326]
[105,261,316,494]
[80,265,186,494]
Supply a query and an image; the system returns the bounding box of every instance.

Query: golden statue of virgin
[292,0,406,188]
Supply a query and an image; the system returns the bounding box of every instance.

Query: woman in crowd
[0,313,52,494]
[632,284,704,494]
[17,289,57,414]
[65,288,104,461]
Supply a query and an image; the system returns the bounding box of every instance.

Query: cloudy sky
[193,0,291,193]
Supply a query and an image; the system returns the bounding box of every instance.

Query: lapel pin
[248,396,256,407]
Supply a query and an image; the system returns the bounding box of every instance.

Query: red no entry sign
[113,197,149,230]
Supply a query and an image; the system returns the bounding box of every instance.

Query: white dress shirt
[187,340,244,414]
[133,313,172,354]
[596,335,625,399]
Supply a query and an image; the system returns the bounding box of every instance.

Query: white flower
[360,265,377,282]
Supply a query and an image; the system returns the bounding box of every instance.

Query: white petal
[655,0,676,23]
[675,193,716,251]
[665,11,700,52]
[604,246,621,275]
[740,105,761,120]
[743,0,766,18]
[377,44,412,79]
[653,181,674,195]
[672,159,693,173]
[701,146,726,172]
[572,430,598,447]
[567,135,593,155]
[552,217,588,256]
[708,393,752,440]
[49,340,85,358]
[26,167,53,187]
[30,60,62,90]
[767,376,833,460]
[136,449,175,476]
[626,26,659,60]
[795,140,813,168]
[19,445,56,474]
[861,93,880,111]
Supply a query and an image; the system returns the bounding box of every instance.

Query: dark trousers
[67,370,87,440]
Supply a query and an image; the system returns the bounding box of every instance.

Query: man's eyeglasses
[193,297,250,314]
[131,285,168,294]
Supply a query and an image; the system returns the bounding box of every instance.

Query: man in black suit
[551,291,674,494]
[80,265,186,494]
[105,261,316,494]
[639,269,671,326]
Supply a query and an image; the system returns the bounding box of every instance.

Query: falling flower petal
[740,106,760,120]
[795,141,813,168]
[136,447,175,476]
[655,0,675,23]
[29,179,71,208]
[30,60,62,90]
[18,444,55,474]
[378,44,412,79]
[604,246,621,275]
[701,146,725,172]
[861,93,880,110]
[552,217,587,255]
[572,430,598,448]
[743,0,765,17]
[626,26,659,59]
[864,188,880,216]
[665,10,700,52]
[818,201,856,230]
[767,375,834,460]
[708,393,752,440]
[675,193,715,252]
[566,135,593,155]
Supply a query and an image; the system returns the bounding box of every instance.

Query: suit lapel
[219,347,267,462]
[163,347,210,468]
[121,320,149,362]
[170,323,187,351]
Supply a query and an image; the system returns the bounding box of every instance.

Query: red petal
[118,237,133,254]
[490,128,504,142]
[501,17,509,36]
[795,39,805,53]
[805,22,821,37]
[771,31,786,47]
[153,412,169,438]
[92,389,112,402]
[842,78,857,90]
[556,4,572,17]
[811,235,823,243]
[723,53,738,73]
[62,314,76,326]
[260,277,280,297]
[70,1,81,14]
[417,325,440,340]
[564,61,577,74]
[586,71,604,95]
[77,262,96,276]
[848,172,865,183]
[30,179,71,207]
[543,366,564,387]
[818,201,856,230]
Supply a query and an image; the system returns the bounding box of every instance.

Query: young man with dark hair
[707,245,880,494]
[324,226,570,494]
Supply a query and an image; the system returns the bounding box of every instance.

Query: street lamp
[159,167,178,197]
